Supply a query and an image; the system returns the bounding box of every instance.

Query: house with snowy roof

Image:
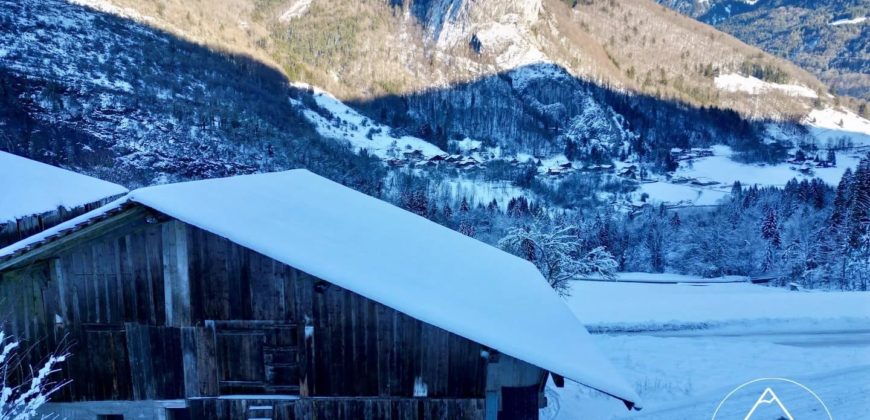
[0,151,128,248]
[0,170,641,419]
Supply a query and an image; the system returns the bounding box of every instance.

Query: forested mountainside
[90,0,829,118]
[0,0,384,190]
[2,0,870,288]
[658,0,870,102]
[1,0,806,185]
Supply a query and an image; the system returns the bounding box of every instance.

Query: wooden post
[162,220,190,327]
[49,258,68,325]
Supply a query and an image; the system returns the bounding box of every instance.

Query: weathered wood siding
[187,398,486,420]
[0,209,492,406]
[284,398,486,420]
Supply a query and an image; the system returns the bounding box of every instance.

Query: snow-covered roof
[0,170,641,408]
[0,151,128,223]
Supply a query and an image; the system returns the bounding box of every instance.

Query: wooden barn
[0,151,128,248]
[0,170,641,419]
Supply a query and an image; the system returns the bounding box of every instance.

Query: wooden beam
[162,220,191,327]
[49,258,68,323]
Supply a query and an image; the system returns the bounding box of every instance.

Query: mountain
[657,0,870,102]
[3,0,868,203]
[3,0,870,287]
[96,0,830,118]
[0,0,384,191]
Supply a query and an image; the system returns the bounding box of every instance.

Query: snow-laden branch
[499,221,617,296]
[0,329,69,420]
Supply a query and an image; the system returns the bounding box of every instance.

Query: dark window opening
[166,408,191,420]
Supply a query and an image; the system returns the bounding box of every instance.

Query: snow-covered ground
[436,177,530,211]
[577,272,746,284]
[829,16,867,26]
[632,108,870,206]
[714,73,817,99]
[0,151,128,222]
[568,280,870,327]
[544,333,870,419]
[634,182,728,207]
[279,0,313,23]
[672,145,862,187]
[805,107,870,147]
[543,279,870,419]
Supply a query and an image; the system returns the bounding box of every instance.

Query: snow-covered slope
[715,73,818,98]
[0,151,127,222]
[805,107,870,147]
[290,84,445,159]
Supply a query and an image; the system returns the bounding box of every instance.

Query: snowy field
[637,142,868,206]
[635,106,870,206]
[576,272,746,284]
[543,278,870,419]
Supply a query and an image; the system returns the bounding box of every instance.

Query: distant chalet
[0,170,640,419]
[0,151,128,248]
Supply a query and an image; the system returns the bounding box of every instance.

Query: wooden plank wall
[1,214,492,405]
[299,272,488,399]
[184,225,488,399]
[285,398,486,420]
[188,398,486,420]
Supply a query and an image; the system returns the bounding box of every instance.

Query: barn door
[214,321,300,395]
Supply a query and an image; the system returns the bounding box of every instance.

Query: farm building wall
[0,207,508,417]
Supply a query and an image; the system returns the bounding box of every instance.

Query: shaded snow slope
[290,84,445,159]
[0,151,127,222]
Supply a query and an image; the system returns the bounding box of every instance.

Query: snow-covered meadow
[543,278,870,419]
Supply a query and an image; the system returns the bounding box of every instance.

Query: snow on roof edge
[0,151,129,222]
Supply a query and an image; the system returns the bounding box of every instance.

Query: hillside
[2,0,870,289]
[93,0,831,120]
[658,0,870,102]
[4,0,870,204]
[0,0,384,190]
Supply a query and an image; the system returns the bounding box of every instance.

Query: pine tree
[830,168,853,228]
[761,207,781,248]
[670,212,682,228]
[442,204,453,221]
[459,197,470,213]
[731,180,743,197]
